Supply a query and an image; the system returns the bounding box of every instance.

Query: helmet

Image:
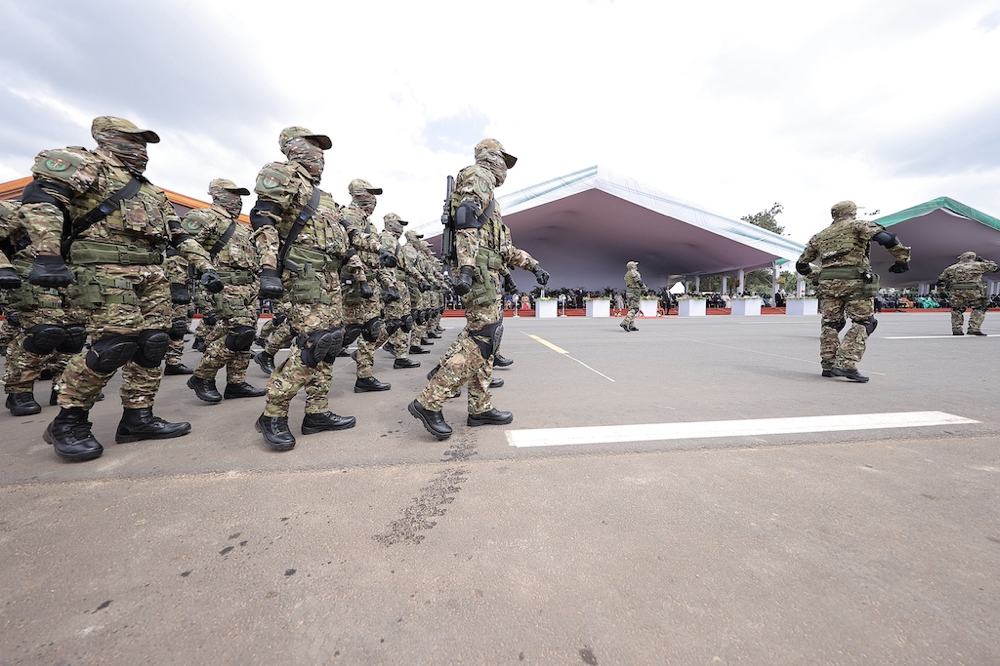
[475,138,517,168]
[959,251,977,261]
[831,201,857,220]
[348,178,383,196]
[278,126,331,151]
[208,178,250,197]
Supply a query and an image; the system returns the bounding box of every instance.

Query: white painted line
[884,335,995,339]
[506,411,979,448]
[518,330,615,382]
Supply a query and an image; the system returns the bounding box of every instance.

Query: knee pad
[853,316,878,336]
[86,334,140,373]
[299,329,337,368]
[225,325,256,352]
[23,324,67,355]
[401,314,414,333]
[169,317,188,341]
[824,319,847,333]
[361,317,382,343]
[57,324,88,354]
[272,312,287,327]
[343,323,363,346]
[133,329,171,368]
[470,321,503,360]
[385,318,402,336]
[321,327,345,363]
[410,309,421,325]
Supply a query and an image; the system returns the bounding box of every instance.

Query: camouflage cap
[384,212,408,226]
[831,200,857,219]
[627,261,638,269]
[208,178,250,196]
[278,126,332,151]
[91,116,160,143]
[349,178,383,196]
[475,138,517,168]
[959,251,978,261]
[404,230,424,242]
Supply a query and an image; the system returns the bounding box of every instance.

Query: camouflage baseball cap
[959,251,977,261]
[349,178,383,195]
[91,116,160,143]
[831,200,857,219]
[475,138,517,168]
[404,230,424,242]
[627,261,638,269]
[208,178,250,196]
[278,126,332,151]
[384,212,408,226]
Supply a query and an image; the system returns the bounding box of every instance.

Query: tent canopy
[422,166,803,291]
[872,197,1000,288]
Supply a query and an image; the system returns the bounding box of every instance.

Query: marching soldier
[621,261,644,332]
[938,252,998,336]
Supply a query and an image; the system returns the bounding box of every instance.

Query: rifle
[440,175,456,262]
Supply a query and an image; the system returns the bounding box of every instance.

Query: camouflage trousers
[384,279,412,359]
[949,289,989,333]
[816,280,874,370]
[622,292,641,327]
[194,282,258,384]
[58,262,173,410]
[343,279,385,379]
[164,301,192,366]
[263,270,343,417]
[417,272,503,413]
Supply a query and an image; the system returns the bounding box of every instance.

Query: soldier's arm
[340,211,381,254]
[249,163,299,271]
[167,205,215,273]
[796,239,820,274]
[21,149,99,256]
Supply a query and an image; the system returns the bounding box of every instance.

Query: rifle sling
[277,186,322,269]
[210,219,238,260]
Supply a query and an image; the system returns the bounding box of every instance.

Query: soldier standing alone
[621,261,644,331]
[796,200,911,382]
[938,252,998,336]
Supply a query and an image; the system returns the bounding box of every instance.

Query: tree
[741,202,785,236]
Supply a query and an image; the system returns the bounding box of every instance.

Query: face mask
[352,192,376,216]
[94,130,149,175]
[283,137,325,182]
[212,190,243,218]
[476,151,507,186]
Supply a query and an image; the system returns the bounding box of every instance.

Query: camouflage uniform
[250,127,361,450]
[339,179,396,391]
[796,201,911,381]
[20,116,222,461]
[938,252,998,335]
[183,179,266,402]
[410,139,548,440]
[162,247,195,374]
[621,261,643,331]
[380,213,421,368]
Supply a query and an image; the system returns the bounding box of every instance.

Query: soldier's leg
[968,295,988,334]
[417,329,481,412]
[819,294,848,372]
[836,298,876,370]
[950,293,967,334]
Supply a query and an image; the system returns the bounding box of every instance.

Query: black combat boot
[44,407,103,462]
[253,351,276,375]
[192,338,207,353]
[382,341,397,356]
[164,363,195,375]
[115,408,192,443]
[489,377,504,389]
[409,345,430,354]
[354,376,391,393]
[408,399,452,440]
[393,358,421,369]
[969,330,987,336]
[224,382,266,399]
[255,413,295,450]
[493,354,513,367]
[419,337,435,346]
[6,392,41,416]
[187,376,223,403]
[467,408,514,427]
[831,367,869,383]
[620,322,630,332]
[301,411,356,435]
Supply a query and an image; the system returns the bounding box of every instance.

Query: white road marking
[506,411,979,448]
[518,331,615,382]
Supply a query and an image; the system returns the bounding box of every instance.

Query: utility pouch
[859,271,880,298]
[288,264,327,305]
[69,265,104,309]
[467,248,499,308]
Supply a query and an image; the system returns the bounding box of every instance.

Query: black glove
[418,281,431,292]
[378,250,398,269]
[202,311,217,327]
[888,262,909,274]
[359,280,374,299]
[169,282,191,304]
[6,311,21,327]
[200,269,224,294]
[169,317,188,341]
[27,254,73,288]
[383,285,400,303]
[532,265,550,286]
[258,268,283,298]
[502,273,517,295]
[453,266,475,296]
[0,267,21,290]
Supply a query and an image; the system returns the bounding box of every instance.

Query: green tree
[741,202,785,236]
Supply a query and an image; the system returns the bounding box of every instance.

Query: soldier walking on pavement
[409,139,549,440]
[182,179,267,403]
[250,126,359,450]
[379,213,421,369]
[795,200,911,382]
[162,246,196,375]
[937,252,998,336]
[21,116,225,461]
[621,261,644,331]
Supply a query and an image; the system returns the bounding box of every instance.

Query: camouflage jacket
[452,164,501,271]
[938,258,999,287]
[0,199,25,269]
[339,203,382,269]
[21,147,214,271]
[181,205,258,271]
[798,218,910,270]
[625,267,643,290]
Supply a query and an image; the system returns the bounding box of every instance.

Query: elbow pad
[21,179,74,206]
[795,261,812,276]
[454,200,483,230]
[250,199,283,230]
[872,230,899,248]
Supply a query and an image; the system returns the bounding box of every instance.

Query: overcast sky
[1,0,998,242]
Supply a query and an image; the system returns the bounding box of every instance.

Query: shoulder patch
[256,165,291,192]
[31,147,98,193]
